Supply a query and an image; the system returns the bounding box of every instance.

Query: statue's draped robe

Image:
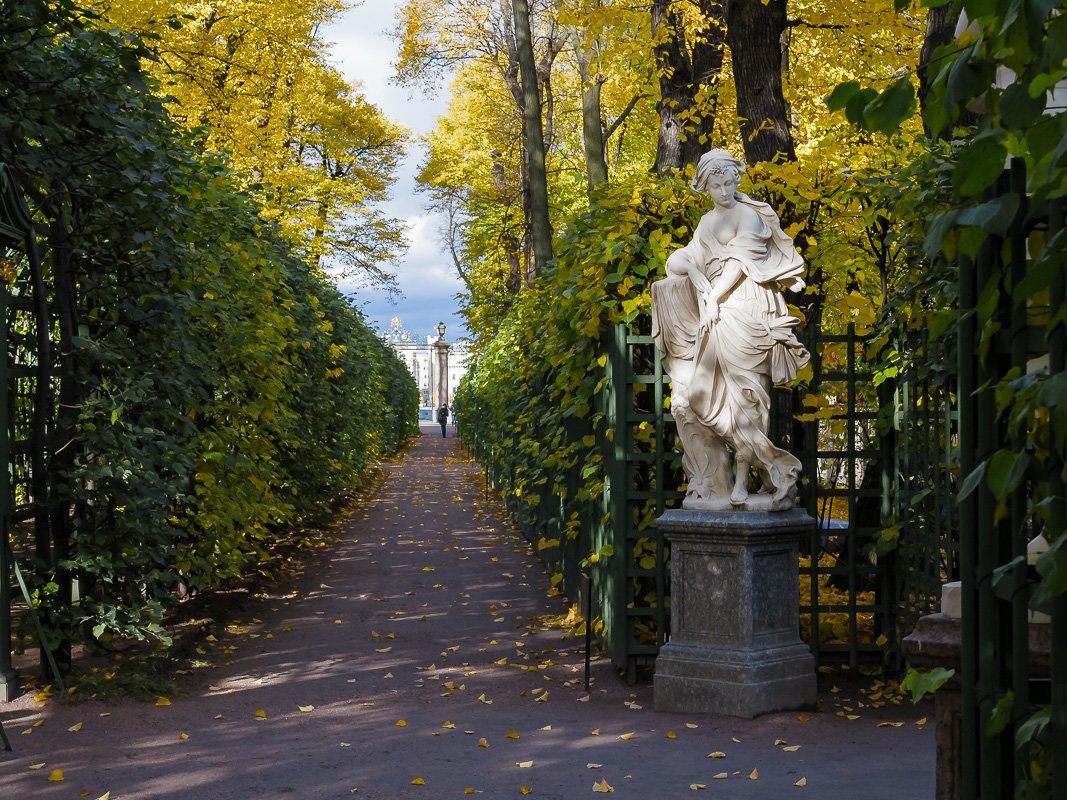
[651,193,809,495]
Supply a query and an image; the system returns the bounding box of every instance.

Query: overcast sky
[322,1,468,344]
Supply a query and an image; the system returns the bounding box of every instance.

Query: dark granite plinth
[653,508,817,718]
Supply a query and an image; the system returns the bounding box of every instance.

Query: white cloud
[321,1,468,341]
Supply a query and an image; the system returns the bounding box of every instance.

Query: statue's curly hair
[690,149,746,194]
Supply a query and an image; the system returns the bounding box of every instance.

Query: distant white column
[433,322,450,410]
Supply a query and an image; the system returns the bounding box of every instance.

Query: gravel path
[0,423,934,799]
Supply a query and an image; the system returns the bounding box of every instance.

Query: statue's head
[691,150,746,195]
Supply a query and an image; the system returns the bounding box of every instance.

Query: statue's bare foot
[730,484,749,504]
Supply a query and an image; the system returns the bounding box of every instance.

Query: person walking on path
[436,404,449,437]
[0,420,933,799]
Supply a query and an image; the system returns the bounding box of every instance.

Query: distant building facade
[383,318,468,407]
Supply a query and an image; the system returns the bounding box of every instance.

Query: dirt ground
[0,423,934,799]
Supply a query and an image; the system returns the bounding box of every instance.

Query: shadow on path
[0,423,933,799]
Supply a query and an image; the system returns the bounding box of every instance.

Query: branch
[604,93,647,141]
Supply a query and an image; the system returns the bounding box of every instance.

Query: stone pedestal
[902,611,1051,800]
[653,508,816,718]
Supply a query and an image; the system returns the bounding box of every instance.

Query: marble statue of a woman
[651,150,809,511]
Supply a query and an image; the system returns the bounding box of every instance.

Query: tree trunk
[512,0,552,281]
[652,0,691,176]
[574,36,608,201]
[725,0,795,166]
[652,0,726,176]
[917,6,979,137]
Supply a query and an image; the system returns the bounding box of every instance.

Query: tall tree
[651,0,726,176]
[513,0,553,278]
[724,0,795,165]
[101,0,409,287]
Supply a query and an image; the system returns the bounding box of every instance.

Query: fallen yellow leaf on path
[592,778,614,793]
[178,733,189,741]
[375,647,392,653]
[154,697,170,706]
[478,738,489,748]
[690,784,707,790]
[517,761,533,768]
[96,793,111,800]
[299,706,315,713]
[590,729,600,736]
[878,721,904,728]
[795,777,808,787]
[29,763,45,769]
[396,720,406,727]
[686,723,698,729]
[586,763,602,769]
[464,790,475,795]
[48,769,64,781]
[411,778,425,785]
[713,773,728,780]
[68,722,83,732]
[520,788,532,795]
[783,745,800,752]
[708,751,726,759]
[749,768,759,780]
[255,709,266,718]
[797,715,810,721]
[443,721,456,729]
[477,693,492,704]
[666,731,676,739]
[917,717,927,725]
[619,732,634,740]
[505,731,519,739]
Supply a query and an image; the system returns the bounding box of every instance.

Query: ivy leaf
[953,133,1009,197]
[862,77,917,134]
[900,667,955,703]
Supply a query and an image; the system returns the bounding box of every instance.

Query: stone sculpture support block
[653,508,816,718]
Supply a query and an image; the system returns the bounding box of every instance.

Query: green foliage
[456,175,701,526]
[900,666,955,703]
[0,1,418,647]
